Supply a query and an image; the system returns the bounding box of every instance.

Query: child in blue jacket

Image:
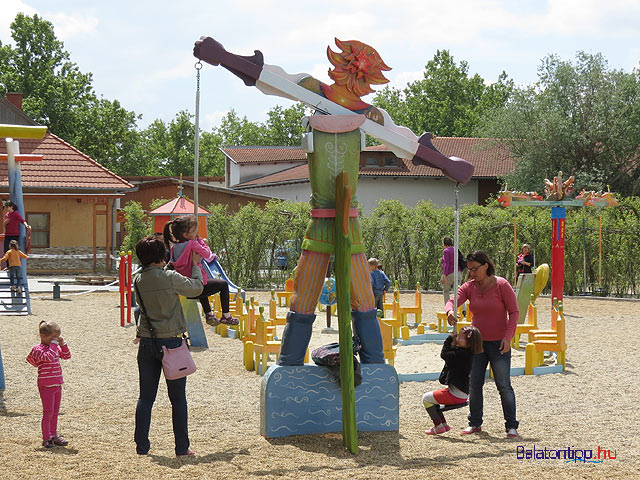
[368,258,390,312]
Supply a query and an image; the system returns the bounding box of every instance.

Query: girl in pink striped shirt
[26,321,71,448]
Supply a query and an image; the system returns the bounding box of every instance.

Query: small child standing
[368,258,390,312]
[163,215,238,326]
[422,326,482,435]
[26,321,71,448]
[1,239,28,294]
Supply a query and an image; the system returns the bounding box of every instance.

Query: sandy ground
[0,289,638,479]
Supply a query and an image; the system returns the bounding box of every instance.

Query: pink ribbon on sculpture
[310,208,359,218]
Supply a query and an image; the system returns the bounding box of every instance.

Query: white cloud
[47,12,98,40]
[202,110,229,131]
[391,70,424,90]
[0,0,38,43]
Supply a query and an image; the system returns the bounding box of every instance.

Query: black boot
[277,311,315,366]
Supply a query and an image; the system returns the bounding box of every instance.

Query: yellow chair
[252,307,282,375]
[378,318,398,366]
[276,274,294,307]
[381,292,409,340]
[242,302,276,371]
[398,282,423,328]
[269,290,287,326]
[525,301,567,374]
[434,302,470,333]
[382,290,394,318]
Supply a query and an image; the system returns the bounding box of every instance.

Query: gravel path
[0,290,637,479]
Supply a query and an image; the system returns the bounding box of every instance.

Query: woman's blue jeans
[135,337,189,455]
[468,340,519,431]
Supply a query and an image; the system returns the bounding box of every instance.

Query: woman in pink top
[445,250,520,439]
[2,201,30,267]
[26,320,71,448]
[163,216,238,326]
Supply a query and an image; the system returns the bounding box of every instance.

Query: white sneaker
[507,428,519,438]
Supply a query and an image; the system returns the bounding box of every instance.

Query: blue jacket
[371,269,391,296]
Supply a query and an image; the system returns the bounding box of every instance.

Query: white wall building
[221,139,515,214]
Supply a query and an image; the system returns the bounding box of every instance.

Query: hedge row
[124,196,640,296]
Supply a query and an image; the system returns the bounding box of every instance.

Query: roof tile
[232,138,515,187]
[0,132,134,190]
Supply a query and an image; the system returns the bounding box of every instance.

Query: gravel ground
[0,290,638,479]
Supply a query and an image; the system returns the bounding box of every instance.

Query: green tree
[121,201,151,259]
[481,52,640,195]
[373,50,513,137]
[0,13,141,174]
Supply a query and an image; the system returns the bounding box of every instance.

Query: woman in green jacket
[133,234,204,457]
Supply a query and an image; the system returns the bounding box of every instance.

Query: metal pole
[582,208,588,294]
[453,183,460,318]
[194,61,202,217]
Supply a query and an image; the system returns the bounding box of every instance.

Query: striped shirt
[26,342,71,387]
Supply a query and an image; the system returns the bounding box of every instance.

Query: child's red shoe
[425,424,450,435]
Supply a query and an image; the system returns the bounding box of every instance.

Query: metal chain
[193,61,202,216]
[195,60,202,90]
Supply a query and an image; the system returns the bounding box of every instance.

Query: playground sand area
[0,290,638,479]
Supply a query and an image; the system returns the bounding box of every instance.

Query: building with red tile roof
[0,94,135,272]
[221,138,516,213]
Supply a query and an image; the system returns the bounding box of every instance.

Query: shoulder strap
[133,280,156,338]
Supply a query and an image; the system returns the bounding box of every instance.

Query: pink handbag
[161,339,196,380]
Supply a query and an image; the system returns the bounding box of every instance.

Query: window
[364,156,379,167]
[383,156,399,167]
[27,213,50,248]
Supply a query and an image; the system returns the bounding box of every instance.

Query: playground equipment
[318,276,338,330]
[398,282,422,328]
[269,290,286,326]
[380,289,410,340]
[0,123,47,389]
[512,294,539,349]
[252,306,282,375]
[276,273,294,307]
[201,257,244,300]
[148,177,209,238]
[377,317,398,366]
[179,296,208,348]
[0,124,46,316]
[194,36,471,452]
[119,251,133,327]
[525,299,566,374]
[498,173,617,310]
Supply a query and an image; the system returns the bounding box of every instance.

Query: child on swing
[163,215,238,326]
[422,326,483,435]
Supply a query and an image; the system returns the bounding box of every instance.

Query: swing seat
[439,401,468,412]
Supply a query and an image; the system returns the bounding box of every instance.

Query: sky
[2,0,640,132]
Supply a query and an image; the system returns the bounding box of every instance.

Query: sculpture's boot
[277,311,316,366]
[352,309,385,364]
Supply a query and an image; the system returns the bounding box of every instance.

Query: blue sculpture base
[261,364,399,438]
